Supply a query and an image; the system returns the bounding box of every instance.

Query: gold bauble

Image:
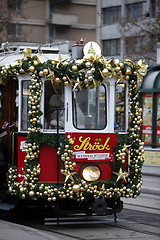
[22,194,26,199]
[62,76,67,81]
[114,59,120,66]
[29,66,35,72]
[85,62,91,68]
[72,65,78,71]
[88,76,93,81]
[33,60,38,66]
[64,81,69,86]
[102,68,108,77]
[29,191,35,197]
[55,77,61,83]
[125,68,131,75]
[20,187,24,192]
[125,75,130,80]
[43,69,48,75]
[115,67,121,72]
[39,71,44,77]
[73,184,80,193]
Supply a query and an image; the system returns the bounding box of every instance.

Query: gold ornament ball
[29,66,35,72]
[43,69,48,75]
[22,194,26,199]
[55,77,61,83]
[62,76,67,81]
[34,60,39,66]
[64,81,69,86]
[39,71,44,77]
[114,59,120,66]
[102,68,108,77]
[73,184,80,193]
[72,65,78,71]
[125,68,131,75]
[85,62,91,68]
[88,76,93,81]
[29,190,35,197]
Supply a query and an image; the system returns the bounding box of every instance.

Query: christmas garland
[0,48,148,203]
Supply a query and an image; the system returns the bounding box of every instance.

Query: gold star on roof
[52,54,68,67]
[113,168,128,182]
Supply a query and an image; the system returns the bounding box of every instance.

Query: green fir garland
[1,48,148,203]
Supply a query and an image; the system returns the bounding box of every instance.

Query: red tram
[0,41,147,220]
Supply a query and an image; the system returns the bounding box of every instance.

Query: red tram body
[0,41,147,220]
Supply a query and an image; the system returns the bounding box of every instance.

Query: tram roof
[140,65,160,92]
[0,42,69,67]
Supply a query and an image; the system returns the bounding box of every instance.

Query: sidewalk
[0,219,60,240]
[142,165,160,195]
[143,164,160,177]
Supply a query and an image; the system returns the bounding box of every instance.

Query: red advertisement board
[66,132,118,180]
[66,132,118,162]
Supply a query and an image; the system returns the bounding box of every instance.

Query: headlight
[80,164,101,182]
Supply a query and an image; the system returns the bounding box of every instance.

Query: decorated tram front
[0,41,147,217]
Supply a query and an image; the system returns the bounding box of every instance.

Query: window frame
[126,2,146,19]
[103,6,121,25]
[103,39,120,56]
[8,23,22,37]
[18,77,65,134]
[8,0,22,12]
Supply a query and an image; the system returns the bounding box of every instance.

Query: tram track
[27,219,160,240]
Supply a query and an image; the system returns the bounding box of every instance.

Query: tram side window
[44,81,64,130]
[21,81,31,131]
[73,85,107,129]
[114,83,126,131]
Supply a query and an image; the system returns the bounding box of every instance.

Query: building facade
[97,0,160,66]
[0,0,97,48]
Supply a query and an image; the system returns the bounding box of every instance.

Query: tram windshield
[114,83,126,131]
[73,85,107,129]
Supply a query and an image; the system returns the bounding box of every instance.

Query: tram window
[115,83,126,131]
[21,80,31,131]
[44,81,64,130]
[73,85,107,129]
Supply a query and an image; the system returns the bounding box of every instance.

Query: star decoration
[123,143,131,151]
[52,54,68,67]
[68,138,74,144]
[99,183,106,195]
[123,143,131,162]
[62,170,77,182]
[113,168,128,182]
[47,68,56,85]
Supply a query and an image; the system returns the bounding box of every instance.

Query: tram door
[0,79,18,182]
